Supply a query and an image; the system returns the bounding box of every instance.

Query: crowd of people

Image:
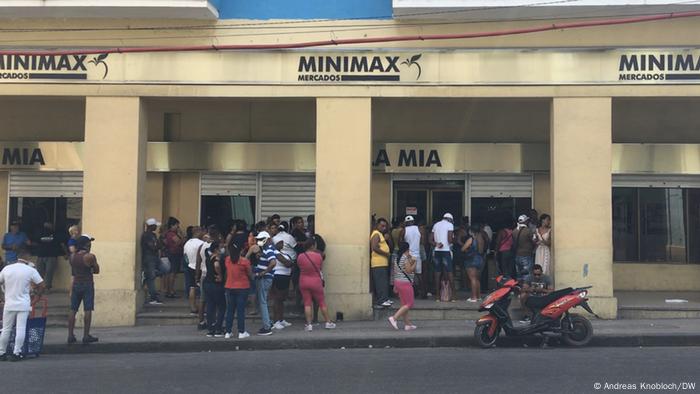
[141,214,335,339]
[370,210,554,328]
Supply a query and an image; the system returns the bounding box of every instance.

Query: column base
[92,289,138,327]
[584,296,618,320]
[324,292,373,321]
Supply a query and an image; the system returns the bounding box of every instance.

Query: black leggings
[204,282,226,332]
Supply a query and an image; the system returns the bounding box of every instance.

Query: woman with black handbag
[296,235,336,332]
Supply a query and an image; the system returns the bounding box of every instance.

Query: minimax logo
[297,54,423,83]
[618,53,700,81]
[0,53,110,81]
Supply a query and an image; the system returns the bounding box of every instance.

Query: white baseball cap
[443,213,454,220]
[405,215,415,222]
[145,218,161,226]
[518,214,529,224]
[255,231,271,240]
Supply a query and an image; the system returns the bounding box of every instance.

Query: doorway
[470,197,532,234]
[393,181,465,225]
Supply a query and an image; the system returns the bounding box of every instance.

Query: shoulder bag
[304,252,325,287]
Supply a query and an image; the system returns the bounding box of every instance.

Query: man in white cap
[246,230,278,336]
[402,215,424,296]
[430,213,455,301]
[141,218,162,305]
[513,214,535,282]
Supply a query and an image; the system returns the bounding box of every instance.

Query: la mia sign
[2,148,45,166]
[373,149,441,168]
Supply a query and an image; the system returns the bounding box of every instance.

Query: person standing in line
[0,246,45,361]
[463,224,485,303]
[494,218,516,278]
[452,220,468,291]
[224,241,253,339]
[67,235,100,344]
[35,222,63,294]
[297,235,336,331]
[67,225,80,255]
[528,209,539,234]
[270,223,295,330]
[183,226,204,315]
[306,214,315,238]
[163,217,184,299]
[141,218,163,305]
[248,231,277,336]
[401,216,424,297]
[203,241,226,338]
[390,218,403,253]
[418,221,431,298]
[388,242,417,331]
[430,213,455,302]
[514,215,536,282]
[196,226,220,330]
[2,221,30,265]
[534,214,553,276]
[370,218,392,308]
[289,216,308,308]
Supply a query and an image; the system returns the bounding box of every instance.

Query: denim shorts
[465,254,485,271]
[433,251,453,273]
[71,282,95,312]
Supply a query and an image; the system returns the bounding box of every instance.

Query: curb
[40,334,700,355]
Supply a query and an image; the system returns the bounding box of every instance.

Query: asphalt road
[5,347,700,394]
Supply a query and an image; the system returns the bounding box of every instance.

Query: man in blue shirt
[2,221,30,264]
[247,230,278,336]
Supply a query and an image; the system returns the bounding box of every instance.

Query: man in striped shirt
[248,230,278,336]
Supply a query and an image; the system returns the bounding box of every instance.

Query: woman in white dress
[534,214,552,276]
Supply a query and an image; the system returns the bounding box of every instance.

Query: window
[613,187,700,263]
[8,197,82,252]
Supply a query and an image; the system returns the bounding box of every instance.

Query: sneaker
[82,335,99,344]
[272,321,285,330]
[224,332,233,339]
[388,300,395,304]
[466,298,479,303]
[257,328,273,336]
[381,301,392,307]
[206,331,215,338]
[325,322,336,329]
[238,332,251,339]
[304,324,313,332]
[8,354,23,362]
[280,320,292,327]
[405,325,417,331]
[148,299,163,305]
[388,316,399,330]
[214,331,224,338]
[67,335,77,344]
[197,321,208,331]
[426,292,433,297]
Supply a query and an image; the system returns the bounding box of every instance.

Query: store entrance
[393,181,465,226]
[470,197,532,234]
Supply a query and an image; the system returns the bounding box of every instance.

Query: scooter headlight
[579,291,588,298]
[484,303,494,309]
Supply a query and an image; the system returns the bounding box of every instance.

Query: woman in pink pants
[297,235,336,331]
[389,242,417,330]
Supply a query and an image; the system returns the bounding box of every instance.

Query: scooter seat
[525,287,574,310]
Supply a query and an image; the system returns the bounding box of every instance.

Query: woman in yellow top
[370,218,392,307]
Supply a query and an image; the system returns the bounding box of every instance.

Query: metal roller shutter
[260,174,315,220]
[9,171,83,197]
[612,174,700,188]
[469,174,533,198]
[200,173,257,196]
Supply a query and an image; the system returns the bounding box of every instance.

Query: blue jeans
[256,276,273,330]
[225,288,248,334]
[515,255,534,282]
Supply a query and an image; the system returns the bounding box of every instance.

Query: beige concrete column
[316,98,373,320]
[551,97,617,319]
[83,97,147,326]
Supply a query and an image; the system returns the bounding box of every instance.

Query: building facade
[1,0,700,325]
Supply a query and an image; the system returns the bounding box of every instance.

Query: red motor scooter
[474,276,597,348]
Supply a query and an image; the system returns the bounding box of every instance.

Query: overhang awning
[0,0,218,20]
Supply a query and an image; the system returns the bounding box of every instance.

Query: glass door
[394,189,429,224]
[431,190,464,225]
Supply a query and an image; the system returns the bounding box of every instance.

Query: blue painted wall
[216,0,392,20]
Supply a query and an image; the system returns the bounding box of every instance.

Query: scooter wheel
[474,324,500,348]
[561,314,593,347]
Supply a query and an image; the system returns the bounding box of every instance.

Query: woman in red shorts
[297,235,336,331]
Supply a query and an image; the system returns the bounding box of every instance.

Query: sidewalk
[41,318,700,355]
